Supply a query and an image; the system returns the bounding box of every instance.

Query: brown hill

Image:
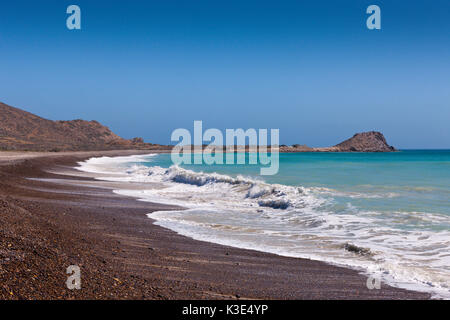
[279,131,396,152]
[313,131,396,152]
[333,131,396,152]
[0,102,165,151]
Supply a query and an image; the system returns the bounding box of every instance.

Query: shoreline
[0,150,431,299]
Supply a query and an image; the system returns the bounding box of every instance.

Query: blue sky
[0,0,449,148]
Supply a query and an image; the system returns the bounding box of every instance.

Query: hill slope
[280,131,396,152]
[332,131,396,152]
[0,102,161,151]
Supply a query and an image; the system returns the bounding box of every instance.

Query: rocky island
[279,131,396,153]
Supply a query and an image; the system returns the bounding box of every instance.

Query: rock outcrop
[0,102,167,151]
[330,131,396,152]
[279,131,396,153]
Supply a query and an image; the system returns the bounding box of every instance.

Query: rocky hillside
[0,102,165,151]
[312,131,396,152]
[332,131,396,152]
[280,131,396,152]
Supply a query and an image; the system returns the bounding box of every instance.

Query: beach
[0,150,431,299]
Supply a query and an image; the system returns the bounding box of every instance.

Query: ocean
[77,150,450,298]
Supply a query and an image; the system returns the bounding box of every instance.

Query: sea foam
[77,154,450,299]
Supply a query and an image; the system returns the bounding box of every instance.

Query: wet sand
[0,150,430,299]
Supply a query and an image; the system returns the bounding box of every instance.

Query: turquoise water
[146,150,450,229]
[79,150,450,298]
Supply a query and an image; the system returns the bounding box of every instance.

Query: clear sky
[0,0,449,148]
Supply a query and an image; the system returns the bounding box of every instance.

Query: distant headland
[280,131,396,153]
[0,102,395,152]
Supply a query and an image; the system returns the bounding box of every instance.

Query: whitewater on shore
[77,152,450,299]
